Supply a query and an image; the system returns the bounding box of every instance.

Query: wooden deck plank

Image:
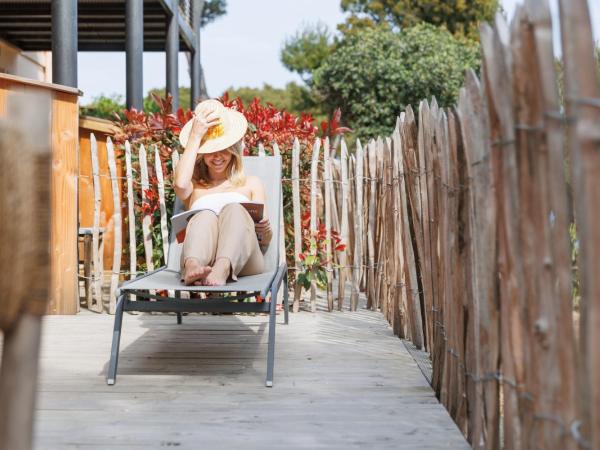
[20,295,469,449]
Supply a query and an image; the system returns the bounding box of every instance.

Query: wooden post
[323,138,334,311]
[106,137,122,314]
[154,145,169,266]
[361,144,369,293]
[366,140,378,309]
[89,133,104,313]
[374,138,386,313]
[395,127,423,347]
[417,100,435,353]
[291,138,302,313]
[390,133,401,335]
[138,144,154,272]
[350,139,364,311]
[338,139,350,310]
[330,159,341,256]
[437,110,453,414]
[559,1,600,446]
[125,141,137,300]
[347,154,356,308]
[400,107,426,349]
[309,138,321,312]
[458,69,499,449]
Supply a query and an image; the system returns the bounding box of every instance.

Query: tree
[313,23,479,138]
[81,88,193,119]
[222,82,326,121]
[280,22,334,84]
[144,87,191,112]
[339,0,499,39]
[200,0,227,27]
[80,94,124,120]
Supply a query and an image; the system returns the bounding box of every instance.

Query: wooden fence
[295,1,596,449]
[78,116,122,269]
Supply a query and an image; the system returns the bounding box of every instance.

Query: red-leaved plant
[296,211,346,291]
[113,93,349,281]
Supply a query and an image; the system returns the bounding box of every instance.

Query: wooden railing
[0,73,80,315]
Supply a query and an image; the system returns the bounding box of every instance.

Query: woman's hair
[191,140,246,188]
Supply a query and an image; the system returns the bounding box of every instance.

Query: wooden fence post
[559,0,600,446]
[291,138,303,312]
[138,144,154,272]
[323,138,334,311]
[395,126,424,347]
[350,139,364,311]
[417,101,434,353]
[106,137,122,314]
[366,140,378,310]
[458,68,499,449]
[89,133,104,312]
[309,138,321,312]
[338,139,350,310]
[124,141,137,301]
[400,107,426,349]
[154,145,169,266]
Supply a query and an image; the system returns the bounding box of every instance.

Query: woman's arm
[173,109,220,203]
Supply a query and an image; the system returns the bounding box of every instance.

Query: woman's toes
[203,272,226,286]
[183,264,211,285]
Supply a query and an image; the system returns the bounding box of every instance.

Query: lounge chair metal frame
[107,155,289,387]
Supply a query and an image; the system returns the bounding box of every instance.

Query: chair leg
[176,312,183,324]
[107,294,125,385]
[266,287,277,387]
[283,272,289,325]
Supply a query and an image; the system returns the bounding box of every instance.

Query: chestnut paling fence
[79,0,598,448]
[329,2,597,448]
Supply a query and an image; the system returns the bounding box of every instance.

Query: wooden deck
[31,295,469,449]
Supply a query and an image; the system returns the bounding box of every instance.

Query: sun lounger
[107,155,289,387]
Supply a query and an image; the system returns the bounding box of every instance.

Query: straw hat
[179,99,248,154]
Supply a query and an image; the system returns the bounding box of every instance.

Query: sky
[77,0,600,104]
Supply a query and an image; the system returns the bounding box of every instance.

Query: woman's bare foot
[203,258,231,286]
[183,259,212,286]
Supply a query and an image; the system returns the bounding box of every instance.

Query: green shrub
[313,23,479,139]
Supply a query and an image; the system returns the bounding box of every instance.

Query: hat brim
[179,101,248,154]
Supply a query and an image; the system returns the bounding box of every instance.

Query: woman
[174,99,272,286]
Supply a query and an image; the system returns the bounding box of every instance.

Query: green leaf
[316,270,328,290]
[297,272,312,291]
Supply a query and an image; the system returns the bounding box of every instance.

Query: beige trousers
[180,203,264,281]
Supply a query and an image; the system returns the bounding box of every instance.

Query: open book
[172,202,264,243]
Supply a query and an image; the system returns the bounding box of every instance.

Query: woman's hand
[175,108,221,202]
[186,108,221,151]
[255,218,273,248]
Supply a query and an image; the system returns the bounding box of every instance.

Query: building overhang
[0,0,196,52]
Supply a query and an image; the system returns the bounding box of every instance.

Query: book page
[171,202,265,243]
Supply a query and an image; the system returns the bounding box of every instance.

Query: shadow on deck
[33,292,469,449]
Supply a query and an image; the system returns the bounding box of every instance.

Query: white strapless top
[189,191,250,215]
